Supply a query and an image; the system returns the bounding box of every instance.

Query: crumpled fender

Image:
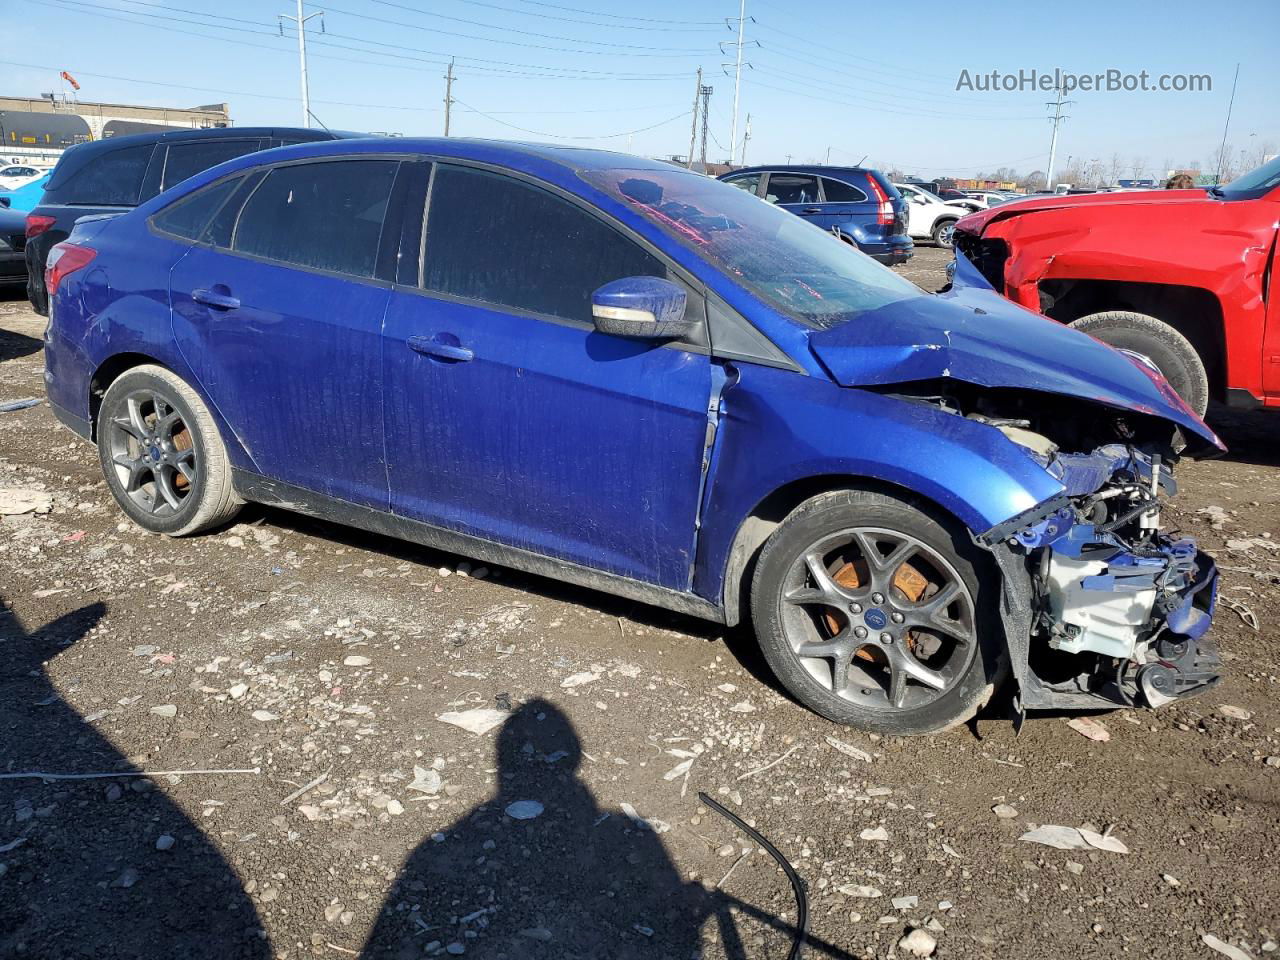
[806,259,1223,455]
[692,363,1071,606]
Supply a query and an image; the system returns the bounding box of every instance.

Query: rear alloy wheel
[932,218,957,249]
[751,490,1003,734]
[97,364,242,536]
[1069,310,1209,417]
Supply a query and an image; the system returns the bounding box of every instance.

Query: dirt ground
[2,247,1278,960]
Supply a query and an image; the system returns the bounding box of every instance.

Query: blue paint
[43,137,1222,628]
[863,608,888,630]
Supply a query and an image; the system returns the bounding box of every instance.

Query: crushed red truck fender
[951,166,1280,414]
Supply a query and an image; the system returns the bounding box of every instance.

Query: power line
[374,0,721,32]
[745,75,1045,123]
[493,0,723,26]
[0,57,438,111]
[38,0,690,81]
[451,99,690,140]
[319,1,709,56]
[748,54,1041,113]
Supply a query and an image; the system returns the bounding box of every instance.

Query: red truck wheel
[1070,311,1210,417]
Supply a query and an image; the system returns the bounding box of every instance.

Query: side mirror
[591,276,695,341]
[0,196,9,209]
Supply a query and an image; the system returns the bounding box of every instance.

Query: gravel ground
[2,249,1278,960]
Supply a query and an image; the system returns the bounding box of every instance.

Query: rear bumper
[865,238,915,266]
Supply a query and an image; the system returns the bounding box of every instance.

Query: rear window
[57,143,153,206]
[162,139,261,190]
[821,177,868,203]
[232,159,398,278]
[151,176,243,241]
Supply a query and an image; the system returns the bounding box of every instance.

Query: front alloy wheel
[779,527,977,711]
[751,490,1003,734]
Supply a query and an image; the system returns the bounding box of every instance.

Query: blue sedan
[42,138,1223,733]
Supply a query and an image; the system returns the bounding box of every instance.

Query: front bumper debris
[983,444,1220,713]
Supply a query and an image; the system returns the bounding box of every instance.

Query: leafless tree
[1209,142,1236,183]
[1106,152,1123,187]
[1130,156,1148,180]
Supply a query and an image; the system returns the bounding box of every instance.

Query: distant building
[0,95,231,162]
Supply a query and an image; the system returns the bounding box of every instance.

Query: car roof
[723,165,878,177]
[184,136,688,186]
[44,126,352,192]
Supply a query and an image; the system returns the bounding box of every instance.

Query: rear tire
[1069,310,1209,416]
[97,364,242,536]
[750,489,1004,735]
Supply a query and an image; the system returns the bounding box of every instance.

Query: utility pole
[443,58,455,136]
[741,113,751,166]
[698,84,712,169]
[1043,82,1072,190]
[279,0,324,128]
[686,67,702,169]
[728,0,746,166]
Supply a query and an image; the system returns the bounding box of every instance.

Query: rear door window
[232,159,399,278]
[821,177,868,203]
[422,163,666,323]
[765,174,820,205]
[151,176,243,240]
[162,139,262,190]
[62,144,154,205]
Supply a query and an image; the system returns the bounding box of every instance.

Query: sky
[3,0,1278,180]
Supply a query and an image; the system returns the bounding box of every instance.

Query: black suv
[24,126,351,314]
[718,165,912,266]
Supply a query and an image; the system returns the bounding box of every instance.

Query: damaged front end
[982,440,1219,713]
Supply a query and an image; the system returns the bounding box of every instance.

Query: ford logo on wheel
[864,608,888,629]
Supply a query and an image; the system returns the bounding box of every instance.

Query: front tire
[1068,310,1209,417]
[750,490,1003,735]
[97,364,242,536]
[931,218,957,249]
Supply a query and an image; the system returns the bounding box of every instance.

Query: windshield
[1217,154,1280,201]
[580,167,923,330]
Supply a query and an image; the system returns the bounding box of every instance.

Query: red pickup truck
[952,158,1280,416]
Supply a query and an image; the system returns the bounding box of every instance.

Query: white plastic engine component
[1044,553,1157,659]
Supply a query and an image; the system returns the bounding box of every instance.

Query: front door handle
[407,334,474,363]
[800,206,823,214]
[192,287,240,311]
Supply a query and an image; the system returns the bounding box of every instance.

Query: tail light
[865,176,895,226]
[25,214,56,239]
[44,242,96,298]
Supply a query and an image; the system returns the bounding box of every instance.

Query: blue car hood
[807,252,1223,454]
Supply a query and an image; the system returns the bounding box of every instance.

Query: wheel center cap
[863,608,888,630]
[149,445,161,462]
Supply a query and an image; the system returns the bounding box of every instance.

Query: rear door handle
[800,206,823,214]
[192,287,240,311]
[407,334,474,363]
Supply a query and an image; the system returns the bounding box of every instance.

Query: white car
[944,191,1016,213]
[0,164,47,191]
[893,182,963,248]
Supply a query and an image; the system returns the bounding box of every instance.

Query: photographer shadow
[362,699,855,960]
[0,599,272,959]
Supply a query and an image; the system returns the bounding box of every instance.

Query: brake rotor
[823,559,929,660]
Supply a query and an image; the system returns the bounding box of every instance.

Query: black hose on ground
[698,791,808,960]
